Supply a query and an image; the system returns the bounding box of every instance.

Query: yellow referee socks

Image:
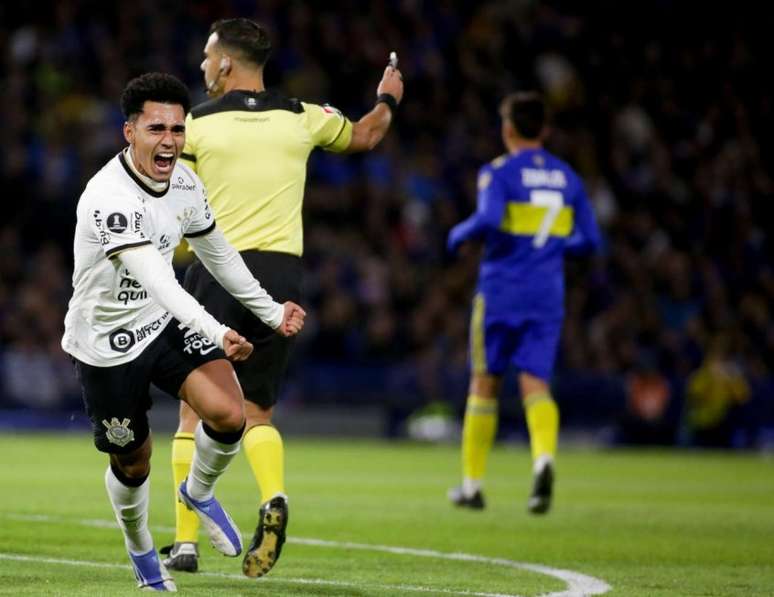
[171,432,200,543]
[524,392,559,462]
[461,395,499,482]
[243,424,285,503]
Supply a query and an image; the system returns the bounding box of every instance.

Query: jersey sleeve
[183,175,216,238]
[187,228,284,329]
[85,192,151,259]
[565,177,602,255]
[447,166,507,253]
[301,101,353,153]
[180,113,198,172]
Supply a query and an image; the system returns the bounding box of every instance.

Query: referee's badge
[102,417,135,447]
[323,104,342,117]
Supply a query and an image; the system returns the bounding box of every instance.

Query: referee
[162,18,404,578]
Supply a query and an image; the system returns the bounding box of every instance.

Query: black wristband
[376,93,398,114]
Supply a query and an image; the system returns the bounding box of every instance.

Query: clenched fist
[223,329,254,361]
[276,301,306,337]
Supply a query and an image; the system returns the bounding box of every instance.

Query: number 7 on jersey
[530,189,564,248]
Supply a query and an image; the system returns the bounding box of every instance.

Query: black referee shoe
[160,541,198,573]
[242,494,289,578]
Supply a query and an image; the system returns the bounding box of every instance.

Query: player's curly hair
[120,72,191,120]
[501,92,545,140]
[210,18,272,67]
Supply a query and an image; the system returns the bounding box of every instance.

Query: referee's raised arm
[345,61,405,153]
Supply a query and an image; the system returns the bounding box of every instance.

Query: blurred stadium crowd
[1,1,772,447]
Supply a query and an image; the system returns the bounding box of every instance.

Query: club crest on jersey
[106,212,128,233]
[177,206,196,230]
[102,417,135,447]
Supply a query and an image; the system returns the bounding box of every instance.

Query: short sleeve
[302,101,353,153]
[180,113,197,172]
[183,178,216,238]
[86,193,151,258]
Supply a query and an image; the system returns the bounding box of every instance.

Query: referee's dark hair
[211,18,272,67]
[120,73,191,120]
[501,92,546,140]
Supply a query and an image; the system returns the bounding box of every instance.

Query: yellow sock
[461,395,498,481]
[524,392,559,461]
[171,432,200,543]
[243,425,285,503]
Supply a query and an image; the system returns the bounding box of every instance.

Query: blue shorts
[469,293,562,381]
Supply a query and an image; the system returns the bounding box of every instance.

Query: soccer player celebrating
[447,92,600,514]
[161,18,403,578]
[61,72,305,591]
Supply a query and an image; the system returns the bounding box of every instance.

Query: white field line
[2,513,611,597]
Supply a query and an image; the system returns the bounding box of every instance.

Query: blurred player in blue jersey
[447,91,601,514]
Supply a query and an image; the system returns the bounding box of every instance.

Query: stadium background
[0,0,772,449]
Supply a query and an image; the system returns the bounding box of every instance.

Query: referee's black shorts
[183,250,302,409]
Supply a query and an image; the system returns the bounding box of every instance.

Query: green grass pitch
[1,432,773,596]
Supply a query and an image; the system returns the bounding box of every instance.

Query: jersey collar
[118,150,170,198]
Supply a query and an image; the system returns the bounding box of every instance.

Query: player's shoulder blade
[190,89,304,120]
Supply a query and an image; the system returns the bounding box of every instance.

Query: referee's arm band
[375,94,398,115]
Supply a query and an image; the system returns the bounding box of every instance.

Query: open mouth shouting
[153,151,177,178]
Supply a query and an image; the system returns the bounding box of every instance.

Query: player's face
[201,32,225,97]
[123,101,186,182]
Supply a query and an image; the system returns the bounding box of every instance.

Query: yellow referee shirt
[181,89,353,256]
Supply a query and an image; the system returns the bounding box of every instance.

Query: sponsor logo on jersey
[132,211,144,236]
[118,273,148,305]
[107,312,170,352]
[235,116,269,123]
[93,209,112,245]
[107,212,129,233]
[180,325,218,356]
[109,328,136,353]
[158,234,170,250]
[102,417,135,447]
[172,176,197,192]
[135,312,171,341]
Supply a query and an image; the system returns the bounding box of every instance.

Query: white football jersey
[62,151,215,366]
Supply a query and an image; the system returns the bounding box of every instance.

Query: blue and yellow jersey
[448,148,600,319]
